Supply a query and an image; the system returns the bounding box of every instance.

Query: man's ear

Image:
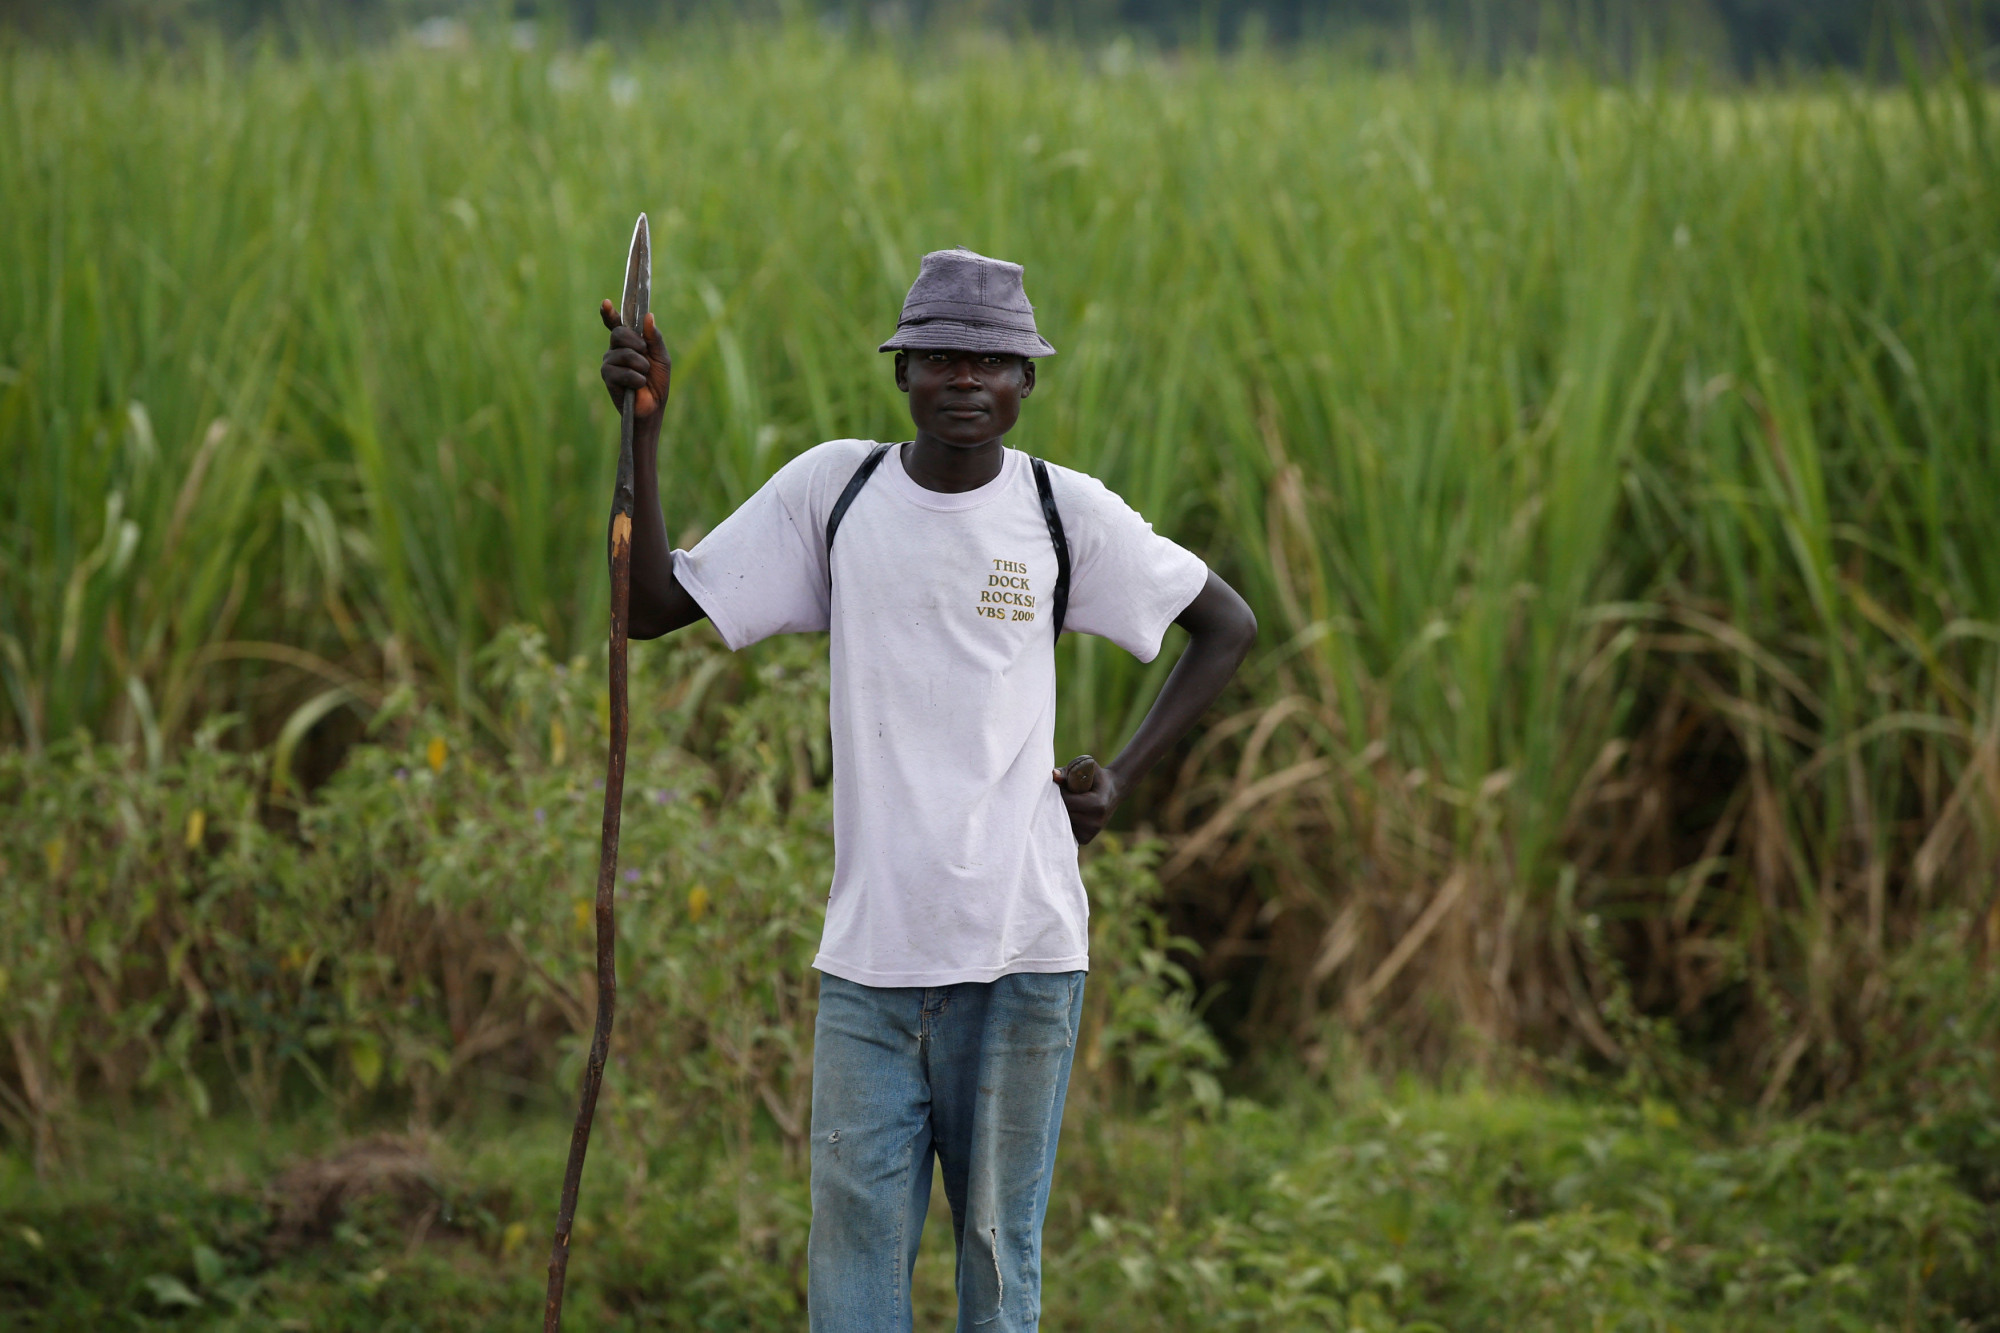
[894,351,910,393]
[1021,358,1036,398]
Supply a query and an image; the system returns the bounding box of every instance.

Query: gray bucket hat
[878,248,1057,357]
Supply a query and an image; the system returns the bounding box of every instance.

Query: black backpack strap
[1030,457,1071,638]
[825,442,892,554]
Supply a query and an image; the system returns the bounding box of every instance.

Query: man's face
[896,349,1035,448]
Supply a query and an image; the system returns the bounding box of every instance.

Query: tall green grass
[4,28,1997,1088]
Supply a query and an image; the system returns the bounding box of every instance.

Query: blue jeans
[807,970,1087,1333]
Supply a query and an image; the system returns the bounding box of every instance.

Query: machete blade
[620,213,651,333]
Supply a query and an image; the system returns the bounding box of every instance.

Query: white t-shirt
[672,439,1209,987]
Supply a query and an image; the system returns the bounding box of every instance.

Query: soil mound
[266,1134,440,1250]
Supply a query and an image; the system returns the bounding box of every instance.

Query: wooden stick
[542,386,636,1331]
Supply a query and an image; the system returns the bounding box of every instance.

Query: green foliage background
[4,19,2000,1329]
[4,636,1996,1327]
[7,22,2000,1078]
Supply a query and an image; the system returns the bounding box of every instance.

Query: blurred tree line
[3,0,1993,75]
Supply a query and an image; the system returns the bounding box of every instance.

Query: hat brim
[878,319,1055,357]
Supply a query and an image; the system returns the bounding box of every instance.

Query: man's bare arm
[1056,569,1257,844]
[599,301,707,640]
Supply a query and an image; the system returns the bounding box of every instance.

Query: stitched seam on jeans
[895,1139,911,1325]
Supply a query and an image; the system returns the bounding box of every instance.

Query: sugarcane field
[4,2,1999,1329]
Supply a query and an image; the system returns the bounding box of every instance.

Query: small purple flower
[623,868,639,883]
[395,767,410,781]
[534,808,546,825]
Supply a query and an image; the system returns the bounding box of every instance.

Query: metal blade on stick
[620,212,652,334]
[544,212,649,1333]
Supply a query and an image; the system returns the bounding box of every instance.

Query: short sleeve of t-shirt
[1046,465,1209,662]
[670,439,875,650]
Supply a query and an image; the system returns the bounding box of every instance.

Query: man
[598,248,1255,1332]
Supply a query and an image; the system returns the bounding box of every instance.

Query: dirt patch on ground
[265,1134,442,1252]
